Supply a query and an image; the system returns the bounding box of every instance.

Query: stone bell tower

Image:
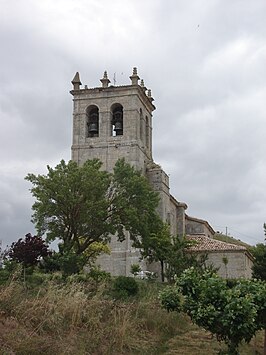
[70,68,155,174]
[70,68,160,275]
[70,68,186,276]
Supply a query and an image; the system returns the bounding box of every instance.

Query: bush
[40,253,86,276]
[2,260,19,273]
[26,272,51,286]
[88,267,111,283]
[39,253,61,273]
[159,286,181,313]
[113,276,139,299]
[130,264,141,276]
[0,269,10,285]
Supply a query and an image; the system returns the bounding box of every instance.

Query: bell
[114,121,123,135]
[88,122,98,133]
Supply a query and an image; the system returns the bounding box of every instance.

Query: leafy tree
[250,243,266,281]
[139,223,172,282]
[25,159,161,260]
[41,242,111,275]
[140,224,208,282]
[160,267,266,355]
[7,233,50,267]
[165,236,208,282]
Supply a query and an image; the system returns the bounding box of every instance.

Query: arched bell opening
[111,103,123,137]
[86,105,99,137]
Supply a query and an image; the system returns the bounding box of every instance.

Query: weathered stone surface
[70,68,253,279]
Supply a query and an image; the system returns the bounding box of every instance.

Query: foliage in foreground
[0,276,180,354]
[159,267,266,355]
[0,272,264,355]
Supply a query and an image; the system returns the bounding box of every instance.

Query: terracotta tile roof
[186,234,247,252]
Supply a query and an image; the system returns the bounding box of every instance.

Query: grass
[214,233,251,248]
[0,273,264,354]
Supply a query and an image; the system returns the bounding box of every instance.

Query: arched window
[111,104,123,136]
[86,105,99,137]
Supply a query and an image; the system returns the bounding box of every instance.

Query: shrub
[40,252,86,276]
[0,269,10,285]
[88,267,111,283]
[159,286,181,313]
[130,264,141,276]
[113,276,139,299]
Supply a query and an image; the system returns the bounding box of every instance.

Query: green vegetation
[250,243,266,281]
[141,225,206,282]
[160,267,266,355]
[0,160,265,354]
[112,275,139,299]
[0,270,264,355]
[214,232,251,248]
[25,158,162,262]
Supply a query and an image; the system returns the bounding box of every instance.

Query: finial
[130,67,140,85]
[100,70,110,88]
[140,79,147,91]
[147,89,154,102]
[71,72,82,90]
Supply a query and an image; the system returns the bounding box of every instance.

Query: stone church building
[70,68,253,279]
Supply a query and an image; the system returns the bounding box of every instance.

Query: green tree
[250,243,266,281]
[140,224,206,282]
[25,158,161,261]
[160,267,266,355]
[139,223,172,282]
[164,236,208,282]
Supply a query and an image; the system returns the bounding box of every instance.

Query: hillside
[213,232,251,248]
[0,274,264,354]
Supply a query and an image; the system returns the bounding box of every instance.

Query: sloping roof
[186,234,247,252]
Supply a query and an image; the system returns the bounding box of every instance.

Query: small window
[87,105,99,137]
[111,104,123,136]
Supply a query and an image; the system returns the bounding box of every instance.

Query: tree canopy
[160,267,266,355]
[7,233,50,267]
[140,224,208,282]
[250,243,266,281]
[25,158,162,257]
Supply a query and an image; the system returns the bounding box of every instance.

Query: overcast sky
[0,0,266,248]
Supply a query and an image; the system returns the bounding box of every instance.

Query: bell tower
[70,68,186,277]
[70,68,155,173]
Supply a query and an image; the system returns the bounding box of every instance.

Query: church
[70,68,253,279]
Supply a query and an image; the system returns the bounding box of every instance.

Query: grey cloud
[0,0,266,248]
